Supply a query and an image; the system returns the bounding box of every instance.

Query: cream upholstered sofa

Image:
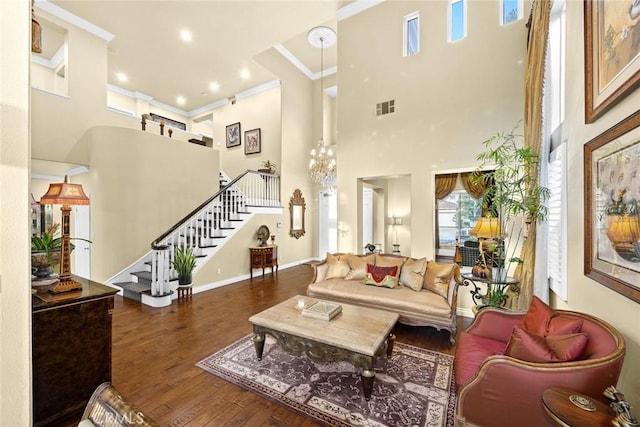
[307,253,462,345]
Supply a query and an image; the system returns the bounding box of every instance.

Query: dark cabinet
[32,277,118,426]
[250,245,278,278]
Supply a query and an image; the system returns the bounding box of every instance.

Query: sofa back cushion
[325,253,351,279]
[399,257,427,291]
[344,254,375,280]
[424,261,456,298]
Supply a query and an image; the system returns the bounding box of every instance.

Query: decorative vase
[472,262,491,279]
[178,274,192,286]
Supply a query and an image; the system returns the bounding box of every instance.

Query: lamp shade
[40,176,90,206]
[470,216,500,239]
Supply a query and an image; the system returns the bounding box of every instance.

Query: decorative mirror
[289,189,306,239]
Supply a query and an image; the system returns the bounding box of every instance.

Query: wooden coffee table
[248,295,399,400]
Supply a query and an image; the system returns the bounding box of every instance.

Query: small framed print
[244,128,261,155]
[225,122,241,148]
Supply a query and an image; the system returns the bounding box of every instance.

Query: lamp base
[49,279,82,294]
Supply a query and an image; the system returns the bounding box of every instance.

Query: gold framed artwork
[584,110,640,303]
[584,0,640,123]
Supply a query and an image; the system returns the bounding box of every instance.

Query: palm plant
[472,123,549,304]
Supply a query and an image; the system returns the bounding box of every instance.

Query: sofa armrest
[465,308,525,342]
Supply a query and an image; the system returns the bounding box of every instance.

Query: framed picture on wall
[584,0,640,123]
[226,122,241,148]
[584,110,640,303]
[244,128,261,154]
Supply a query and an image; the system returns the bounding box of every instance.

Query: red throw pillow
[505,326,588,363]
[520,296,554,335]
[520,296,583,337]
[363,264,399,288]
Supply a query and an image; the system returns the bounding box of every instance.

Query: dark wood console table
[32,276,118,426]
[250,245,278,279]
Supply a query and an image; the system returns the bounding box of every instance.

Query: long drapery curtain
[511,0,552,310]
[434,173,458,249]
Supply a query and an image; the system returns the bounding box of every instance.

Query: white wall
[558,0,640,410]
[0,0,31,424]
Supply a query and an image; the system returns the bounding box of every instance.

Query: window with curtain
[435,172,485,256]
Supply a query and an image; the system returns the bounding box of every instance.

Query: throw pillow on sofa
[521,296,583,337]
[363,264,399,289]
[424,261,455,298]
[344,254,375,280]
[399,257,427,292]
[504,326,588,363]
[325,253,351,279]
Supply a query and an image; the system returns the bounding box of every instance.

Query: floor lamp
[40,175,90,293]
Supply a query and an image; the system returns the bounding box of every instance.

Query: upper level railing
[148,170,280,296]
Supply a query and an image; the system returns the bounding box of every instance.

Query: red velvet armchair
[454,308,625,427]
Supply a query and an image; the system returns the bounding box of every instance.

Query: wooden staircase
[107,170,280,306]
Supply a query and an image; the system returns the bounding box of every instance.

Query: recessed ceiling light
[180,29,192,43]
[176,96,186,105]
[240,68,250,80]
[116,72,127,82]
[210,82,220,92]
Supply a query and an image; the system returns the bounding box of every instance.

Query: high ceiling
[39,0,349,114]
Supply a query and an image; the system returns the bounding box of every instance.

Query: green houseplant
[258,160,277,174]
[472,124,549,306]
[172,246,197,286]
[31,222,92,278]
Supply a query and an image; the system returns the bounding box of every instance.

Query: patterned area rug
[196,334,456,427]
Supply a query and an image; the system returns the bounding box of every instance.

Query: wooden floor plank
[51,264,470,426]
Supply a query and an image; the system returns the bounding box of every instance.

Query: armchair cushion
[504,326,588,363]
[521,296,583,336]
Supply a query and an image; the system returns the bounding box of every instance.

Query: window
[449,0,466,42]
[543,0,567,300]
[547,143,567,300]
[500,0,523,25]
[403,11,420,57]
[437,190,482,255]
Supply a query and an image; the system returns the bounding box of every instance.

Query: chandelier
[307,26,337,189]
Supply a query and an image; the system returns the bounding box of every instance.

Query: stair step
[131,271,152,284]
[116,281,151,302]
[199,244,218,249]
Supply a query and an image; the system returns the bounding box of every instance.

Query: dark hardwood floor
[56,264,471,426]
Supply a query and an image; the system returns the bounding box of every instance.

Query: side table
[461,273,520,309]
[543,388,612,427]
[249,244,278,279]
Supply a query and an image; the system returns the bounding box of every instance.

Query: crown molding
[310,66,337,81]
[235,79,281,101]
[274,44,314,79]
[325,85,338,98]
[31,45,65,69]
[337,0,386,21]
[35,0,115,42]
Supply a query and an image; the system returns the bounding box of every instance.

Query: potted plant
[172,246,197,286]
[472,124,549,305]
[31,222,91,278]
[258,160,277,174]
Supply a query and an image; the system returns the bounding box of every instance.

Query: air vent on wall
[376,99,395,116]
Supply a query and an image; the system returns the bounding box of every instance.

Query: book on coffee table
[302,301,342,321]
